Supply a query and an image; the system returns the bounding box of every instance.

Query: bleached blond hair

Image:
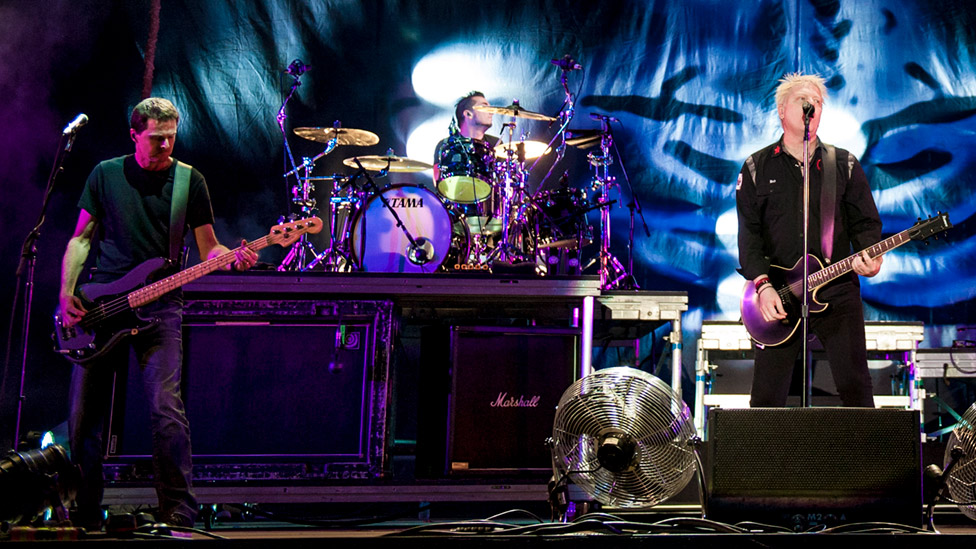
[774,73,828,111]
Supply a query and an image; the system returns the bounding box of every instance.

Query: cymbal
[294,127,380,146]
[474,103,556,122]
[564,128,603,148]
[342,155,433,173]
[494,140,551,160]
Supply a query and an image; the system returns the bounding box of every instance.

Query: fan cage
[551,367,697,508]
[947,402,976,520]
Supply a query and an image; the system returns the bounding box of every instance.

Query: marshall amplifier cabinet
[102,299,394,482]
[442,326,579,475]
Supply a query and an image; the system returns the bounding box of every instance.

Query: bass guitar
[54,217,322,365]
[740,212,951,346]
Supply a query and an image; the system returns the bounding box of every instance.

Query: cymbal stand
[277,154,325,271]
[588,116,629,289]
[305,173,359,271]
[487,122,532,264]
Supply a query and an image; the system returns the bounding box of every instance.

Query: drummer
[432,91,498,180]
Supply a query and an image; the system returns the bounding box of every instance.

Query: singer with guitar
[735,73,883,409]
[58,98,258,530]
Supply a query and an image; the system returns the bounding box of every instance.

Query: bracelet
[758,284,774,296]
[754,276,770,291]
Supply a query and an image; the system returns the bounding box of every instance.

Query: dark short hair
[454,91,485,124]
[130,97,180,133]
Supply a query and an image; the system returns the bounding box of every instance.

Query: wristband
[754,276,770,291]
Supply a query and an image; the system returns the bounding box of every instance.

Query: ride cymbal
[342,155,433,173]
[294,127,380,146]
[473,103,556,122]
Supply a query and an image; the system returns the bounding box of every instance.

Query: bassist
[57,98,258,530]
[735,73,883,408]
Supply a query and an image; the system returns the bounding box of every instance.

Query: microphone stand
[609,127,647,290]
[9,128,79,447]
[801,112,812,407]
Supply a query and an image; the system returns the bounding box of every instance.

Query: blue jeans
[68,297,197,523]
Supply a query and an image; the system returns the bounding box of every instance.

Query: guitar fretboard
[808,229,910,290]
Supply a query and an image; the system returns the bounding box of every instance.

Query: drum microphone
[551,55,582,71]
[407,238,434,266]
[62,113,88,135]
[589,112,619,122]
[801,100,815,120]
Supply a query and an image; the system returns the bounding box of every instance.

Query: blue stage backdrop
[1,0,975,447]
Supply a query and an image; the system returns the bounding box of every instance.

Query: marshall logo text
[490,392,541,408]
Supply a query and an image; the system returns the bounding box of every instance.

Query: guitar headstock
[270,217,323,247]
[909,212,952,242]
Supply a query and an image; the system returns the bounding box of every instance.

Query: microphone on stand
[284,59,309,77]
[62,114,89,135]
[407,237,434,266]
[550,55,582,71]
[801,100,815,121]
[589,112,619,122]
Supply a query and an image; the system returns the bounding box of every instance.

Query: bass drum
[350,184,468,273]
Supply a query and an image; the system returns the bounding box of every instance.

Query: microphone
[407,237,434,266]
[589,112,619,122]
[284,59,309,77]
[801,100,815,120]
[62,113,88,135]
[550,55,582,71]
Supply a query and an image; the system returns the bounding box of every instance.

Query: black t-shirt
[79,155,215,283]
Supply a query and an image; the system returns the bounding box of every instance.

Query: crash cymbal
[474,102,556,122]
[494,140,552,160]
[294,127,380,146]
[564,128,603,148]
[342,155,433,173]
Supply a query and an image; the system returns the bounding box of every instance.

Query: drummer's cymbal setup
[273,56,645,289]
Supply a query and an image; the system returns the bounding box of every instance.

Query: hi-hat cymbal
[474,103,556,122]
[294,127,380,146]
[494,140,552,160]
[342,155,433,173]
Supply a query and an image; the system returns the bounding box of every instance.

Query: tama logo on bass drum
[389,196,424,208]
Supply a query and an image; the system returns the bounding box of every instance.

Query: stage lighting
[0,445,79,524]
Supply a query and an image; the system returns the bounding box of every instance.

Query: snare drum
[435,137,495,204]
[349,184,468,273]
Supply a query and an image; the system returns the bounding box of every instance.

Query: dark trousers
[750,284,875,407]
[68,299,197,524]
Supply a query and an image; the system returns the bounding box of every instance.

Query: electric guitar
[740,212,952,347]
[54,217,322,365]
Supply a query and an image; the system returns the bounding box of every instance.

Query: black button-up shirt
[735,136,882,293]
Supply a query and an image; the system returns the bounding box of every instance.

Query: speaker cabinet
[441,326,579,475]
[706,408,922,528]
[104,299,394,481]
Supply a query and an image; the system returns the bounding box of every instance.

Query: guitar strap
[820,144,837,262]
[169,161,191,267]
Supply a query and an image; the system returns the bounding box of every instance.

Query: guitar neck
[127,237,272,308]
[808,229,910,289]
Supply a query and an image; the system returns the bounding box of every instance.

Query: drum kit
[274,60,638,289]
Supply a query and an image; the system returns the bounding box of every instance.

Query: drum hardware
[586,113,646,290]
[484,122,534,265]
[304,173,364,272]
[278,121,374,272]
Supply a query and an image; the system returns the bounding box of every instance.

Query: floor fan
[549,367,699,510]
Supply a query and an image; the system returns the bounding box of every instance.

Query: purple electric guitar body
[740,212,952,347]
